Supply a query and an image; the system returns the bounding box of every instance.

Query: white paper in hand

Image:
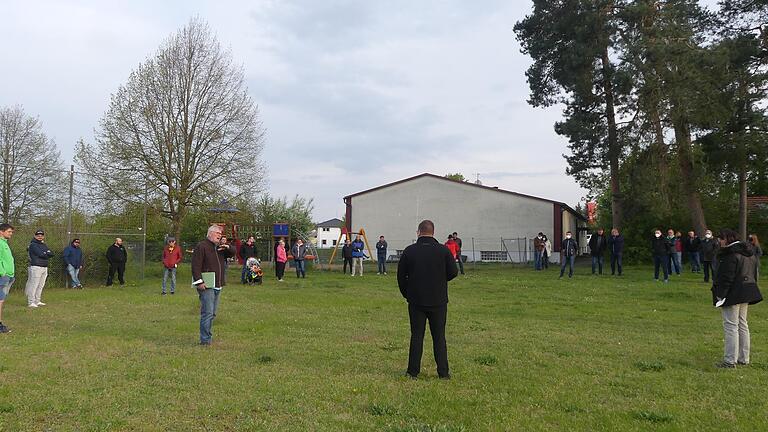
[715,297,726,308]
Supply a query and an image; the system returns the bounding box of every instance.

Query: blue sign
[273,223,290,237]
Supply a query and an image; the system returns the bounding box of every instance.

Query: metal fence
[3,164,153,290]
[312,236,564,269]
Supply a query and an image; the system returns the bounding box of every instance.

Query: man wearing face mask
[559,231,578,279]
[607,228,624,276]
[652,229,670,283]
[700,230,719,283]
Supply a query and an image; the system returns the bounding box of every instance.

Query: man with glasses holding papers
[192,224,235,345]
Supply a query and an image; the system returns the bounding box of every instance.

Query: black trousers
[456,256,465,274]
[107,263,125,285]
[407,304,449,378]
[703,261,714,282]
[275,261,286,279]
[343,258,353,274]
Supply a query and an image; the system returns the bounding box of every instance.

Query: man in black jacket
[700,229,719,283]
[651,229,670,283]
[25,229,54,307]
[341,238,353,275]
[397,220,458,379]
[376,235,388,275]
[607,228,624,276]
[588,228,607,275]
[106,238,127,286]
[559,231,578,279]
[192,224,235,345]
[684,231,702,273]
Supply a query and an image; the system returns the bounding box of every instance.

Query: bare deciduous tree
[0,106,66,224]
[76,17,266,238]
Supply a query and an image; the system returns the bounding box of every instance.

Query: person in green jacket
[0,223,16,333]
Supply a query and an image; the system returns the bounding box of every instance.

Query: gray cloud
[0,1,586,222]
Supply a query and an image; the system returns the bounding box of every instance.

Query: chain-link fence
[312,236,565,270]
[3,164,154,290]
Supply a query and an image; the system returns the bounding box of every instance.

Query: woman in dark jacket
[712,229,762,368]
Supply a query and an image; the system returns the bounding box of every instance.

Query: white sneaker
[36,302,46,306]
[28,303,38,308]
[278,279,284,282]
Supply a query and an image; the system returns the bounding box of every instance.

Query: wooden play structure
[328,227,375,268]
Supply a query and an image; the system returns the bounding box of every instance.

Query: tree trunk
[601,46,623,230]
[648,104,671,212]
[738,165,748,240]
[672,116,708,234]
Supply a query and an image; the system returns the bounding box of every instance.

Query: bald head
[417,220,435,236]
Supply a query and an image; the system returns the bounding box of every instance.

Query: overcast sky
[1,0,589,221]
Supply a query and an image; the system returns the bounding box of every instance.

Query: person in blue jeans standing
[63,238,83,288]
[559,231,578,278]
[351,235,366,276]
[292,238,308,278]
[533,233,545,271]
[607,228,624,276]
[191,225,235,345]
[684,231,701,273]
[376,235,388,274]
[588,228,607,275]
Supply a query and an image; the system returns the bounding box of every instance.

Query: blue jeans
[559,255,575,278]
[591,255,604,274]
[534,250,542,270]
[610,253,622,275]
[0,276,14,300]
[162,267,176,293]
[198,288,221,344]
[689,252,701,272]
[668,253,681,275]
[67,264,81,287]
[378,255,387,273]
[654,255,669,281]
[295,260,306,277]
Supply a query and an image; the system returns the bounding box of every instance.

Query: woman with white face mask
[651,229,670,282]
[700,230,719,283]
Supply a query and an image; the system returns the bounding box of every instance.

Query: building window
[322,227,330,232]
[481,251,507,261]
[322,239,327,245]
[332,240,337,246]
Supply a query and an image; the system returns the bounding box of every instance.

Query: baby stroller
[245,257,264,285]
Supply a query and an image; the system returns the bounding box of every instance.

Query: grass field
[0,261,767,431]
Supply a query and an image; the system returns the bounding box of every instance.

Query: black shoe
[171,291,175,295]
[737,361,749,366]
[439,374,451,380]
[0,323,10,333]
[716,361,735,369]
[405,372,418,380]
[162,292,166,295]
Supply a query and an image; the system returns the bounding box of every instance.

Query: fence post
[65,164,74,288]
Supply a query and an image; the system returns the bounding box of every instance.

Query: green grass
[0,262,766,431]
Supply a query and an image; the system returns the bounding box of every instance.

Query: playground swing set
[327,227,377,268]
